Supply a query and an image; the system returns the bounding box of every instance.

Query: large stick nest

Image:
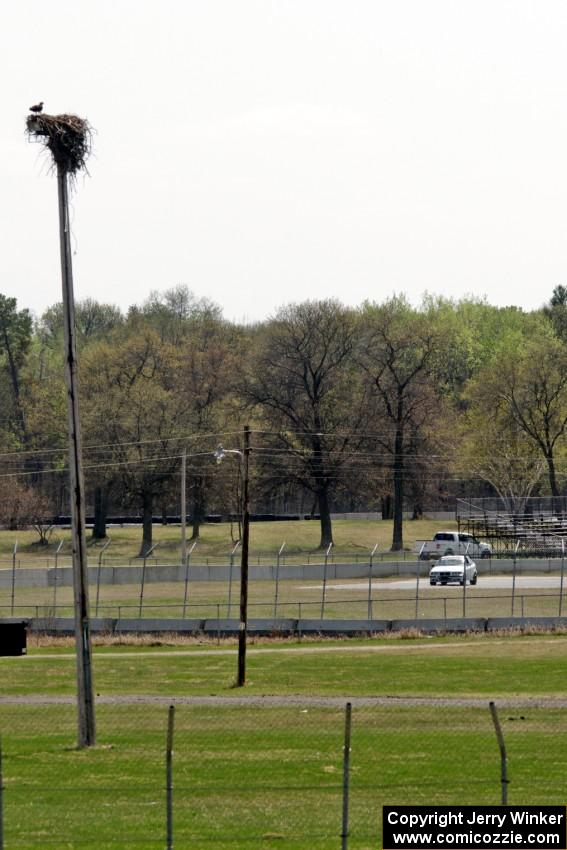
[26,113,92,174]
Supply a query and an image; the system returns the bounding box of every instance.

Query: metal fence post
[139,542,159,618]
[415,544,424,620]
[274,542,285,618]
[139,564,146,619]
[166,704,175,850]
[462,542,470,618]
[52,540,64,614]
[560,539,565,617]
[54,538,63,571]
[489,701,508,805]
[341,702,352,850]
[511,541,519,616]
[321,542,333,619]
[182,540,197,618]
[228,541,240,617]
[98,538,112,568]
[95,538,111,618]
[368,543,378,620]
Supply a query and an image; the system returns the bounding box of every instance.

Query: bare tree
[358,298,439,551]
[81,329,194,556]
[243,300,367,548]
[0,479,53,543]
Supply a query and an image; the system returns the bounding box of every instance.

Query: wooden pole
[10,541,17,616]
[489,701,508,805]
[180,449,187,568]
[237,425,250,687]
[57,164,96,748]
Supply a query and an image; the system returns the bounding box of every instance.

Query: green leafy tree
[543,285,567,343]
[177,316,243,538]
[475,338,567,501]
[423,295,546,401]
[127,285,221,346]
[0,295,33,445]
[39,298,123,350]
[458,400,545,513]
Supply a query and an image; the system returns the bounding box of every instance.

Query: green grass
[3,632,567,698]
[0,517,452,565]
[1,698,566,848]
[3,575,565,621]
[3,634,567,848]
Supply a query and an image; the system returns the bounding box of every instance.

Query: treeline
[0,284,566,554]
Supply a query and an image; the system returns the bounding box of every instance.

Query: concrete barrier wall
[0,568,50,588]
[0,557,565,589]
[391,617,486,632]
[297,618,390,634]
[486,616,567,630]
[14,614,567,637]
[115,618,204,633]
[30,617,116,633]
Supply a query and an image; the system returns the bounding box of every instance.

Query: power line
[0,429,245,461]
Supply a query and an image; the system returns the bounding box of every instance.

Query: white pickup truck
[414,531,492,560]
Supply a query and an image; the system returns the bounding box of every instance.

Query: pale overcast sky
[2,0,567,322]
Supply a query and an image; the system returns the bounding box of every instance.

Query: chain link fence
[3,588,567,623]
[1,698,566,849]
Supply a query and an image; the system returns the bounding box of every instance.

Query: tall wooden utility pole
[237,425,251,687]
[26,110,96,748]
[181,448,187,566]
[58,164,96,747]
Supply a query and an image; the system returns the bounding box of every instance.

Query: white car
[429,555,478,586]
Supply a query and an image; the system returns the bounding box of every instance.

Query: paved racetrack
[301,576,566,591]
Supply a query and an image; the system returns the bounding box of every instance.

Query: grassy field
[3,631,567,697]
[2,574,565,621]
[2,634,567,848]
[0,517,452,565]
[2,700,565,850]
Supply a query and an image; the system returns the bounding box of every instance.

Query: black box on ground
[0,620,27,656]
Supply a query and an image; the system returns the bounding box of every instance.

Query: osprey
[29,102,44,114]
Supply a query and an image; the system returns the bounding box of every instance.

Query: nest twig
[26,113,92,175]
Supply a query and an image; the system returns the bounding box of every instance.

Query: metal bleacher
[456,497,567,557]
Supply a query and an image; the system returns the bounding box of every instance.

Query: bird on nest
[29,102,44,114]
